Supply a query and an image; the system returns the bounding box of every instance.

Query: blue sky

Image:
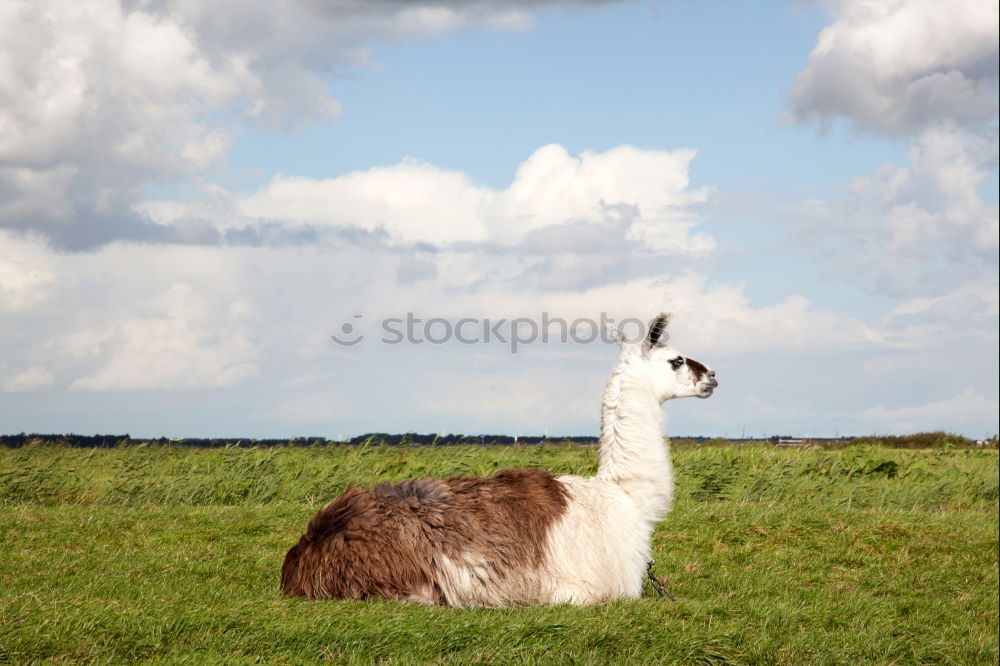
[226,2,904,192]
[1,0,997,439]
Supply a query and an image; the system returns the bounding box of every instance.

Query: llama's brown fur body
[280,467,568,603]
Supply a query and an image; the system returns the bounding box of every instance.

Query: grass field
[1,442,997,664]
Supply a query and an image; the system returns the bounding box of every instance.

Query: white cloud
[0,233,55,311]
[0,166,76,223]
[65,282,260,391]
[879,281,998,349]
[0,0,600,248]
[3,366,55,392]
[860,388,999,434]
[788,0,999,135]
[0,258,54,311]
[174,144,712,252]
[0,0,251,246]
[239,159,492,244]
[0,3,250,171]
[493,144,711,250]
[790,127,998,297]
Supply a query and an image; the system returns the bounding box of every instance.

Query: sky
[1,0,998,439]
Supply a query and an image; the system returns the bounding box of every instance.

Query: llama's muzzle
[698,371,718,398]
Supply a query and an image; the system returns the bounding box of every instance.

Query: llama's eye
[670,357,685,369]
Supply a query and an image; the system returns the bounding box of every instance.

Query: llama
[280,313,717,606]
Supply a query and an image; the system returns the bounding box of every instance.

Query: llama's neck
[596,362,674,527]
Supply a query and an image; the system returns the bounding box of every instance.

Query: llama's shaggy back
[281,468,569,604]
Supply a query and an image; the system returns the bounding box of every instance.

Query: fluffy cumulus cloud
[0,1,250,247]
[147,144,712,254]
[791,126,998,297]
[788,0,999,135]
[237,160,494,245]
[0,0,599,249]
[0,254,54,312]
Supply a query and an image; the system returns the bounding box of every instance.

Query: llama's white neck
[596,361,674,527]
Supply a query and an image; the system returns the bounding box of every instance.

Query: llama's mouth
[697,380,718,398]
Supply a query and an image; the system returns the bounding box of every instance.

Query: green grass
[1,443,997,664]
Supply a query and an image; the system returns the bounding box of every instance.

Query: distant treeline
[0,431,995,449]
[0,432,598,449]
[687,432,996,449]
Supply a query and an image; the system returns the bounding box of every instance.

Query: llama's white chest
[539,475,652,603]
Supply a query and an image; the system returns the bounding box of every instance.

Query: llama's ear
[605,323,627,349]
[641,312,672,356]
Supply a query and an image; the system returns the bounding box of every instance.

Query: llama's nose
[708,370,716,378]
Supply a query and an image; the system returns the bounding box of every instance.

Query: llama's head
[607,312,718,403]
